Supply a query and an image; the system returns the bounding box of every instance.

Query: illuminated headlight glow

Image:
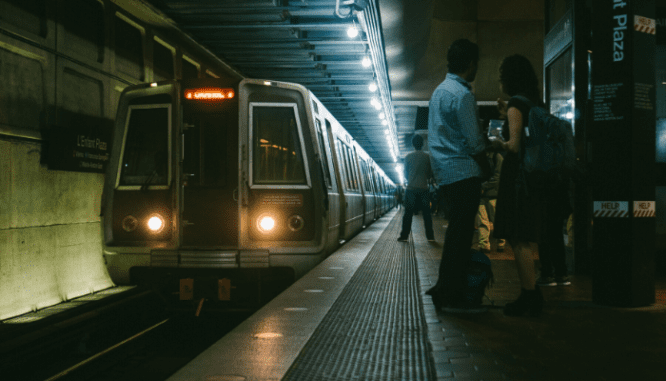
[147,215,165,233]
[257,214,276,233]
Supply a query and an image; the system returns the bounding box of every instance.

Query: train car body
[102,78,394,307]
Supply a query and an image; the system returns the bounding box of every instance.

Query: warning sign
[634,15,656,35]
[633,201,656,217]
[593,201,629,218]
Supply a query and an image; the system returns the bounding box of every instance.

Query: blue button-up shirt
[427,73,486,186]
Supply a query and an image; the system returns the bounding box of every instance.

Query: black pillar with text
[591,0,656,307]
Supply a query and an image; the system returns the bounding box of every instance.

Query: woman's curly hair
[499,54,540,102]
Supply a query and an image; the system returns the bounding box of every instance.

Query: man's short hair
[412,134,423,150]
[447,39,479,73]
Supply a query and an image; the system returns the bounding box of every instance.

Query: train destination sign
[45,124,111,174]
[184,88,235,101]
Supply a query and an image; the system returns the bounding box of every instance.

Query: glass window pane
[315,120,332,188]
[548,48,574,131]
[153,41,174,81]
[120,107,169,186]
[115,16,144,80]
[253,105,306,185]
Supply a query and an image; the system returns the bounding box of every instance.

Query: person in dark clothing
[398,134,435,242]
[492,54,572,317]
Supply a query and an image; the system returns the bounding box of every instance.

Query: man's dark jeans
[400,189,434,239]
[433,177,482,303]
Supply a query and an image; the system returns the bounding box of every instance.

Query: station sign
[45,124,111,173]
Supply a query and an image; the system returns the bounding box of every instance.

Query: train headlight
[257,214,276,233]
[122,215,138,232]
[147,214,165,233]
[287,215,304,232]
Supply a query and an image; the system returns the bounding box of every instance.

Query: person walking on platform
[398,134,435,242]
[491,54,572,317]
[475,151,506,252]
[426,39,489,313]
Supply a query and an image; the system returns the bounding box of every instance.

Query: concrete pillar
[591,0,656,307]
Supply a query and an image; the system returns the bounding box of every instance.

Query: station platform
[167,208,666,381]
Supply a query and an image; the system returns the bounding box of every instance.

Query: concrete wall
[0,140,113,319]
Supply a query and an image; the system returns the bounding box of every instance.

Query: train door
[181,102,239,247]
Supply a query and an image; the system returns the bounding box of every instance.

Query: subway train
[101,77,397,307]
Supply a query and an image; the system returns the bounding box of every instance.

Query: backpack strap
[512,94,536,110]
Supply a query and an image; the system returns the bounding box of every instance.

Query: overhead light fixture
[362,57,371,67]
[368,83,377,92]
[379,112,385,119]
[347,26,359,38]
[382,120,388,125]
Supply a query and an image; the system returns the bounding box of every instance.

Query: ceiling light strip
[357,2,399,165]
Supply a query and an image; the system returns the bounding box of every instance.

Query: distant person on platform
[426,38,490,314]
[398,134,435,242]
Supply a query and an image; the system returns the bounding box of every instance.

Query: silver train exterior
[101,77,396,305]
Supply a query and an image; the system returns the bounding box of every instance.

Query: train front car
[102,78,328,309]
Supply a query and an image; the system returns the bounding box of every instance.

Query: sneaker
[536,276,557,287]
[427,237,436,242]
[397,236,408,242]
[479,246,491,253]
[555,276,571,286]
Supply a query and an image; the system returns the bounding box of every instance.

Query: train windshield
[119,105,170,186]
[251,104,306,185]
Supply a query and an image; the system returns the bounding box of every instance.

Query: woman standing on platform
[492,54,571,317]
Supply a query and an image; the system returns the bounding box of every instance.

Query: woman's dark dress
[493,96,571,243]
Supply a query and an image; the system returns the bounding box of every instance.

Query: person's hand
[497,98,507,119]
[490,138,505,152]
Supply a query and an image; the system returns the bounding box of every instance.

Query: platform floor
[415,208,666,381]
[168,208,666,381]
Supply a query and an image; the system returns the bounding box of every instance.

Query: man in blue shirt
[426,39,488,313]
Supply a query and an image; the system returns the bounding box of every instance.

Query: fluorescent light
[347,26,359,38]
[362,57,371,67]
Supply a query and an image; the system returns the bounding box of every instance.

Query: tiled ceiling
[140,0,545,184]
[144,0,401,182]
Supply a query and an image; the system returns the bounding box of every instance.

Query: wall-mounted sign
[593,201,629,218]
[45,124,111,173]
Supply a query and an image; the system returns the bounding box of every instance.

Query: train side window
[153,37,175,81]
[0,0,47,37]
[336,138,350,190]
[251,104,307,185]
[182,56,199,80]
[343,144,354,190]
[363,161,371,192]
[347,146,359,191]
[314,119,332,189]
[119,105,171,187]
[114,13,144,81]
[62,0,104,63]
